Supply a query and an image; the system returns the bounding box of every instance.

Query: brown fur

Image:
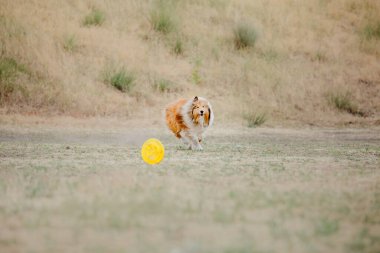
[165,99,188,138]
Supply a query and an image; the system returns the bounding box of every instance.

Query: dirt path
[1,125,379,145]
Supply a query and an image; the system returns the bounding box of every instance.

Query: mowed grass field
[0,124,379,253]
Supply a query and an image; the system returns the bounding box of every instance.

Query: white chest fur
[193,116,207,134]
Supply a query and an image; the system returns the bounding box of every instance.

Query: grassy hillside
[1,0,379,126]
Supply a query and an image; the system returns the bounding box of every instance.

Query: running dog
[165,96,214,150]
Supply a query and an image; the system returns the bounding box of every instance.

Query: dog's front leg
[198,134,203,143]
[179,132,192,149]
[191,134,203,151]
[183,131,202,151]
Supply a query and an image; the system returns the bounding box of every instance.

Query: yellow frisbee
[141,138,165,165]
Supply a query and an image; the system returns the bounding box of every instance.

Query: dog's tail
[165,99,187,138]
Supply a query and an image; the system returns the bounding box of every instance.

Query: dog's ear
[193,96,198,102]
[208,108,211,122]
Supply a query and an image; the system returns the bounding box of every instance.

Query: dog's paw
[177,145,191,150]
[192,145,203,151]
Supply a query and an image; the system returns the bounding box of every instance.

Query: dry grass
[0,0,379,125]
[243,111,267,127]
[0,125,379,252]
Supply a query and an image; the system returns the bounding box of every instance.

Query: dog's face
[191,96,211,125]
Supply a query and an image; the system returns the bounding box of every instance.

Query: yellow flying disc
[141,138,165,165]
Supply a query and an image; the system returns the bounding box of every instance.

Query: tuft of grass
[362,21,380,41]
[83,9,105,27]
[314,219,339,236]
[63,34,77,52]
[259,49,279,62]
[0,57,28,100]
[191,69,201,85]
[150,1,177,34]
[234,23,258,49]
[0,57,21,81]
[190,58,202,85]
[104,67,135,93]
[345,228,379,253]
[154,79,173,93]
[173,37,183,55]
[328,92,364,116]
[243,111,267,128]
[312,51,327,62]
[0,16,26,38]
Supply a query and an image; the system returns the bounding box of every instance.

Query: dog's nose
[200,110,204,115]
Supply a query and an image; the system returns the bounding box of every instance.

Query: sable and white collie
[165,96,214,150]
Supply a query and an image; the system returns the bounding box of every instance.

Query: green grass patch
[328,92,364,116]
[0,57,25,81]
[103,67,135,93]
[150,0,177,34]
[0,57,29,100]
[234,23,258,49]
[258,48,279,62]
[191,69,201,85]
[173,37,183,55]
[312,51,327,62]
[153,79,173,93]
[190,58,202,85]
[243,111,267,128]
[314,218,339,236]
[0,16,26,38]
[83,9,105,27]
[346,228,380,253]
[362,21,380,41]
[63,34,77,52]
